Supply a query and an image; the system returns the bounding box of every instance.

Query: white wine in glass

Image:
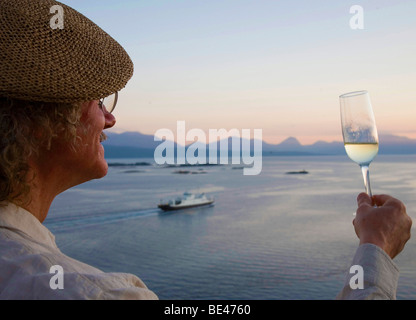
[340,91,379,199]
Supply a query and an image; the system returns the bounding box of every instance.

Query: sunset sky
[66,0,416,145]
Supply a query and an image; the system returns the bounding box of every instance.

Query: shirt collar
[0,201,57,248]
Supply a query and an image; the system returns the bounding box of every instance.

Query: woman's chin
[95,158,109,178]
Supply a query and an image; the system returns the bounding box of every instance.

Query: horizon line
[105,129,416,147]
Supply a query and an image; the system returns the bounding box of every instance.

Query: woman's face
[74,100,116,180]
[45,100,116,189]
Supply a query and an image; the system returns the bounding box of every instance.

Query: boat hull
[158,200,214,211]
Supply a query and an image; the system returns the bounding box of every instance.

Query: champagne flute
[340,90,379,200]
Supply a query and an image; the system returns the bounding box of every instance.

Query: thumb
[357,192,372,209]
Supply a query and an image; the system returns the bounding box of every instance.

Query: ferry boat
[158,192,214,211]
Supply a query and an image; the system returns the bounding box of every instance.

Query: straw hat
[0,0,134,103]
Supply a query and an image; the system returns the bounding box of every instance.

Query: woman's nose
[104,111,116,129]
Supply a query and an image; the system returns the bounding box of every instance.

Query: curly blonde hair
[0,97,83,203]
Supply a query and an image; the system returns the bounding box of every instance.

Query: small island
[285,170,309,175]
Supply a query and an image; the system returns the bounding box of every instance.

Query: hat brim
[0,0,134,103]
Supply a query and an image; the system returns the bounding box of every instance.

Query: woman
[0,0,157,299]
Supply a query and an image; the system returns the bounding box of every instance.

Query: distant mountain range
[102,131,416,158]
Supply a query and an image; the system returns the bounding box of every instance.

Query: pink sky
[70,1,416,146]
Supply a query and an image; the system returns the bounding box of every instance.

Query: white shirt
[336,243,399,300]
[0,202,158,300]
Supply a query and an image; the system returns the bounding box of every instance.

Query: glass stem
[360,164,373,199]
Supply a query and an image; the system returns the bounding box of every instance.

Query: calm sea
[44,155,416,300]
